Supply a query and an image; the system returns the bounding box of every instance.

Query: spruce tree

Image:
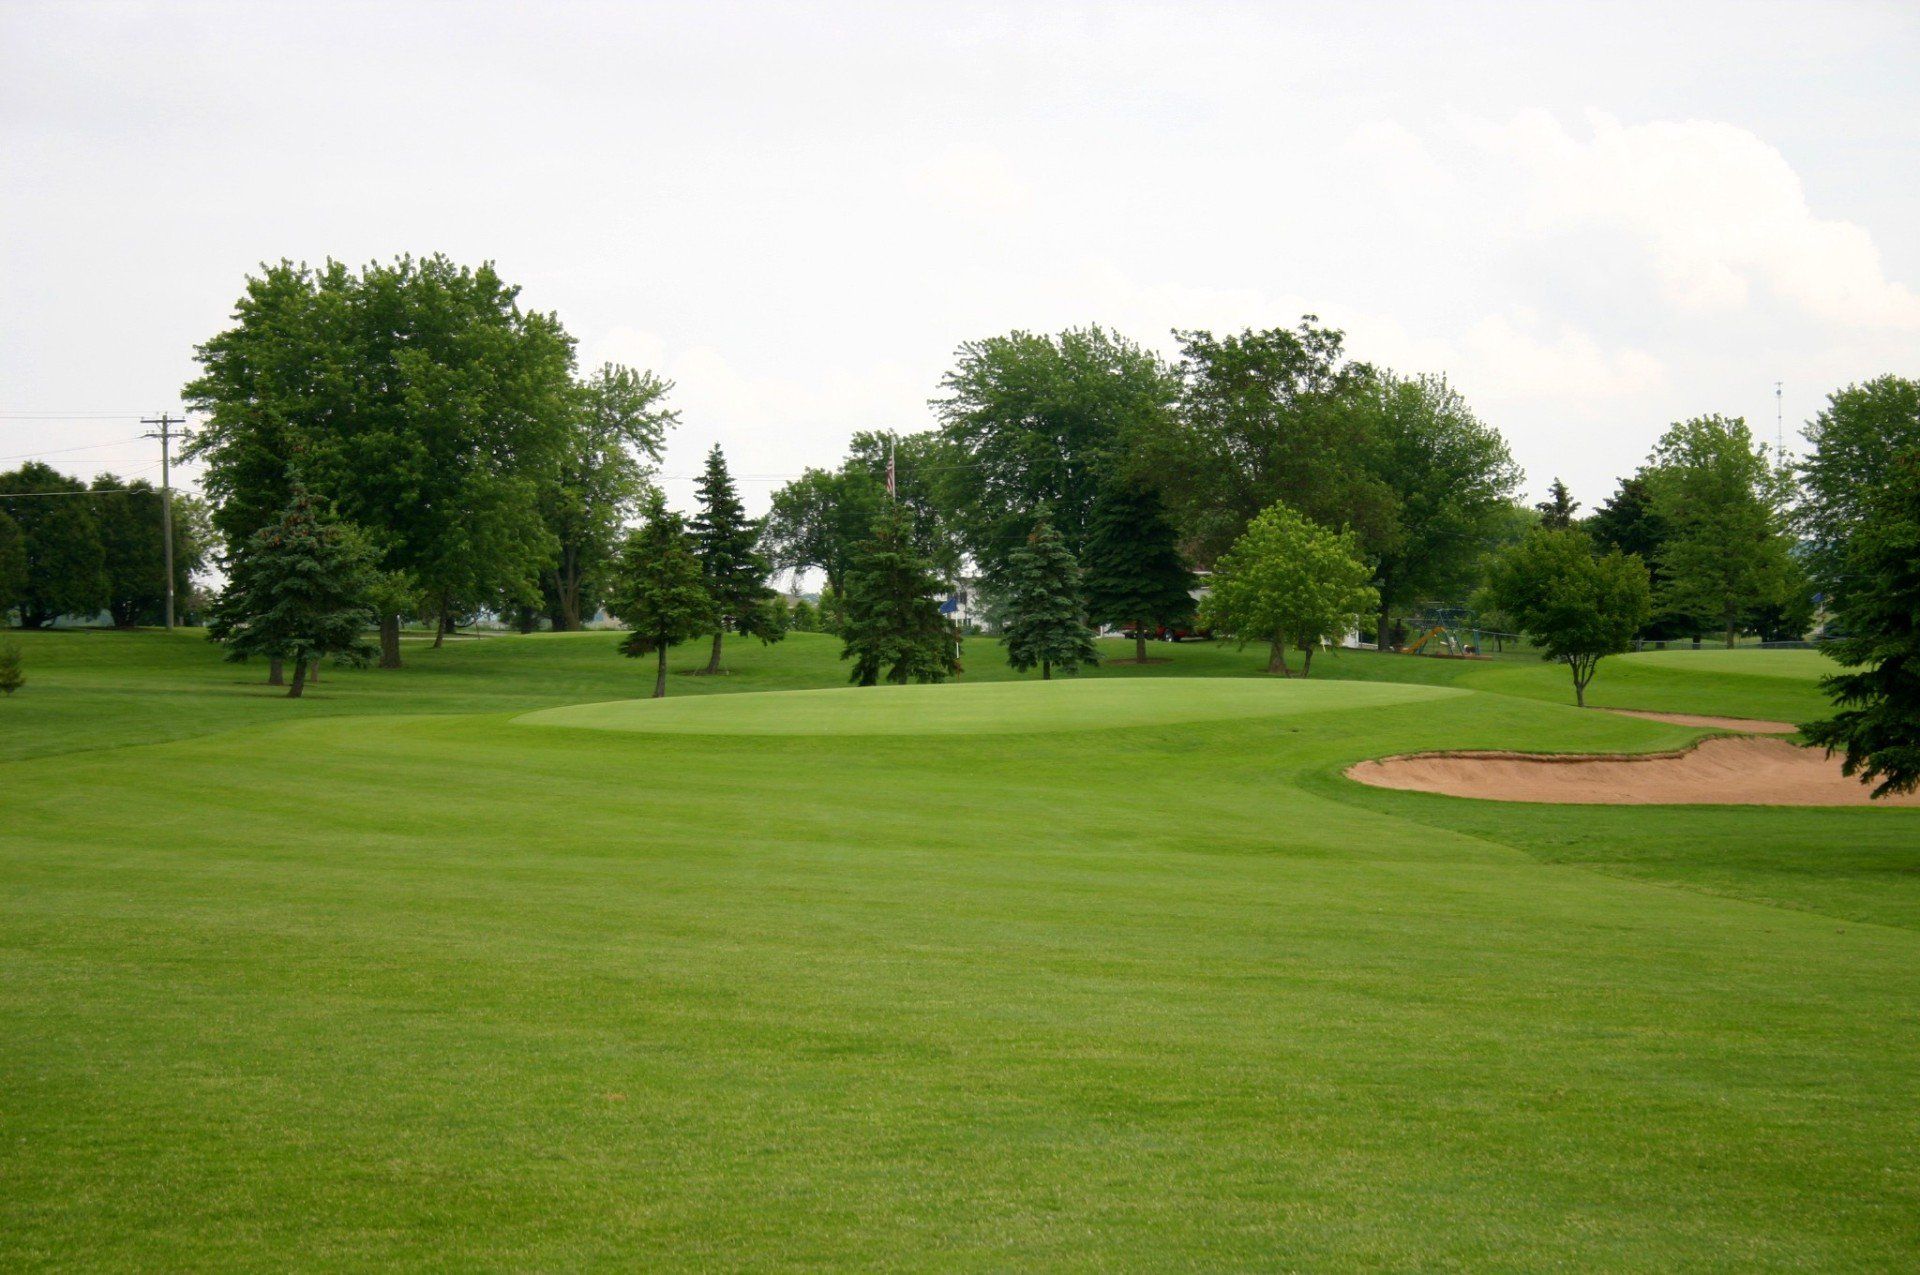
[1535,478,1580,529]
[1080,482,1196,663]
[691,444,782,673]
[608,494,717,698]
[1802,452,1920,797]
[840,502,959,686]
[207,486,380,698]
[1001,514,1098,680]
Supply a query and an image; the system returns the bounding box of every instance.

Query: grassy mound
[518,677,1462,736]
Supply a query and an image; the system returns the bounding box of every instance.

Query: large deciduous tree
[542,362,675,632]
[1201,501,1378,677]
[1645,415,1794,648]
[692,444,783,673]
[90,475,209,627]
[762,466,885,597]
[1079,482,1196,664]
[840,502,959,686]
[0,462,107,628]
[844,430,965,577]
[1360,374,1522,649]
[1000,513,1098,680]
[1136,319,1388,563]
[936,325,1175,572]
[186,256,578,666]
[1486,528,1650,707]
[0,509,26,623]
[1798,375,1920,585]
[207,486,379,698]
[607,494,716,699]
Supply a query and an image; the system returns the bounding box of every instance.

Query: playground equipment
[1402,625,1457,656]
[1394,605,1502,659]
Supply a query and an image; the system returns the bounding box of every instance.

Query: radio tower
[1774,381,1784,456]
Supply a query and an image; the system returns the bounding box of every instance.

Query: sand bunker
[1600,708,1797,734]
[1348,736,1920,807]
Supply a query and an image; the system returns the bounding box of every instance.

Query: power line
[0,436,149,464]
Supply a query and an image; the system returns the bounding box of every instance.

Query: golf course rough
[515,676,1465,735]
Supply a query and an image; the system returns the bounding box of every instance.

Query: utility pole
[141,413,189,630]
[1774,381,1784,456]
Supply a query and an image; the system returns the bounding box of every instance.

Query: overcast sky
[4,1,1916,519]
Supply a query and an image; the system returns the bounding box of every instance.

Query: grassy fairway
[3,631,1916,1268]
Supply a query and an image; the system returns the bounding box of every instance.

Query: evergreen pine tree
[1802,452,1920,797]
[1535,478,1580,529]
[840,502,960,686]
[206,485,380,698]
[690,444,782,673]
[608,493,717,698]
[1080,483,1196,663]
[1001,514,1099,680]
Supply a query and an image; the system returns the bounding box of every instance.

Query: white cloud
[1455,109,1920,328]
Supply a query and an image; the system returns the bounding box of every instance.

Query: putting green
[516,676,1464,736]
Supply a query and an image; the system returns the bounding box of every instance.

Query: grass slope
[2,630,1914,1269]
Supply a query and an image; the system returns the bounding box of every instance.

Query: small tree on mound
[1801,451,1920,797]
[1486,527,1650,707]
[1081,482,1196,662]
[207,486,380,698]
[1201,501,1377,676]
[607,493,717,698]
[841,502,959,686]
[0,640,22,696]
[1001,514,1099,680]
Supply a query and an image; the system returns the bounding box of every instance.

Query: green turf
[519,677,1462,735]
[3,629,1915,1269]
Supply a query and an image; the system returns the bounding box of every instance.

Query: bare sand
[1599,708,1798,734]
[1347,736,1920,807]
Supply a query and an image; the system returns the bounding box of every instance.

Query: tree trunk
[653,643,668,698]
[1377,598,1391,651]
[706,628,724,675]
[1042,657,1051,681]
[1135,620,1147,665]
[557,566,582,632]
[268,657,285,686]
[1267,636,1292,676]
[1724,617,1737,649]
[434,597,450,649]
[307,658,319,684]
[287,657,308,698]
[1300,645,1314,678]
[379,614,402,668]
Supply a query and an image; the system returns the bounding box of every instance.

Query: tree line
[2,256,1913,792]
[0,464,211,628]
